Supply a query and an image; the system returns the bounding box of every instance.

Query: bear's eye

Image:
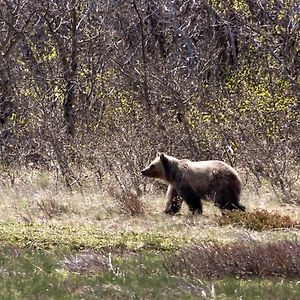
[150,165,154,169]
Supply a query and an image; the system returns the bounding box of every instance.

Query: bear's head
[141,153,178,183]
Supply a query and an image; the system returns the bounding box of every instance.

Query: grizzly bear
[141,153,245,215]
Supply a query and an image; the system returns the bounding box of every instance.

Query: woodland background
[0,0,299,203]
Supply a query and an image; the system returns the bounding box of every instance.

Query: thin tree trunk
[132,0,151,117]
[64,1,78,137]
[0,54,12,125]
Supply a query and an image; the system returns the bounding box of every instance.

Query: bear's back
[178,159,239,180]
[181,159,233,170]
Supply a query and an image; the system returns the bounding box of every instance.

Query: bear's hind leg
[214,189,245,211]
[188,203,203,215]
[231,202,246,211]
[220,202,245,211]
[164,185,183,215]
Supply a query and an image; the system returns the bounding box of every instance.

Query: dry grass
[165,240,300,279]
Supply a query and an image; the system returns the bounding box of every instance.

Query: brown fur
[141,153,245,215]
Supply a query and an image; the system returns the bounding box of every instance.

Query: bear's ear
[159,152,168,165]
[160,153,172,174]
[156,151,161,157]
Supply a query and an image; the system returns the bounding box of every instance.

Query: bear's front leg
[164,185,183,215]
[180,186,203,214]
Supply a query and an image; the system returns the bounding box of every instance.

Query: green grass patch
[0,222,188,252]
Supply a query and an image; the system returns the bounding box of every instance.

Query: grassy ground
[0,246,299,300]
[0,170,299,299]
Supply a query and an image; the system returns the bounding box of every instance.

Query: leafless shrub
[17,212,35,224]
[108,186,146,216]
[60,251,123,276]
[237,127,300,204]
[37,198,70,219]
[165,240,300,279]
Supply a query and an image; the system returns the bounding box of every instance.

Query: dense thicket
[0,0,299,202]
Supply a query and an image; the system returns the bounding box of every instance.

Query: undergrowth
[217,209,299,231]
[165,240,300,279]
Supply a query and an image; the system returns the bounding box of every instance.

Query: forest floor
[0,170,299,299]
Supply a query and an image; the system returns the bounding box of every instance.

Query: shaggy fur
[141,153,245,215]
